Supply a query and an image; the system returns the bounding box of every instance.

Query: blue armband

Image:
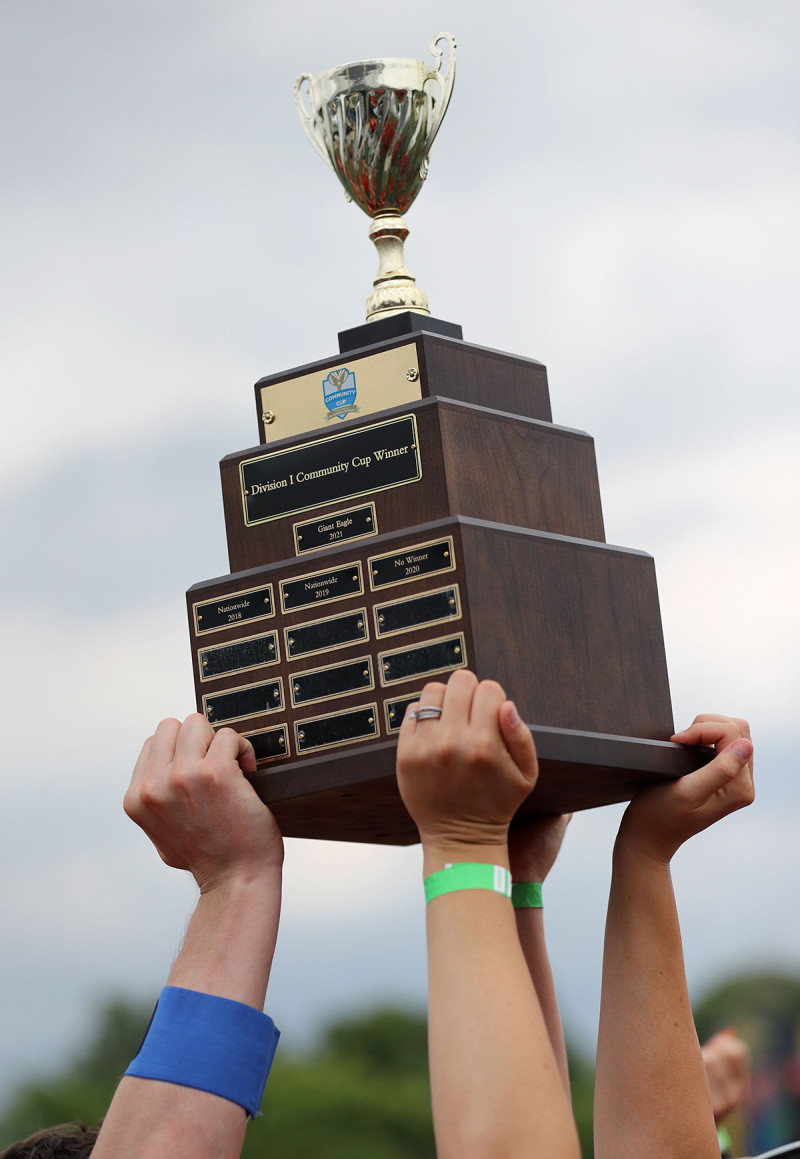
[125,986,280,1118]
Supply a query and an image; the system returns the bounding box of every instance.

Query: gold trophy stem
[365,212,430,322]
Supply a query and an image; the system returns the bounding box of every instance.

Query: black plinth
[338,311,463,354]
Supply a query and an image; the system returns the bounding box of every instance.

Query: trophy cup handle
[294,73,334,170]
[420,31,457,177]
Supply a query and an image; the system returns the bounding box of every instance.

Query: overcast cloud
[1,0,798,1105]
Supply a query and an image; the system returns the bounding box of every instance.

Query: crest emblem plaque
[322,367,358,421]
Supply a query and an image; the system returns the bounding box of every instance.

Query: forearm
[424,842,579,1159]
[514,908,570,1094]
[594,845,717,1159]
[93,867,282,1159]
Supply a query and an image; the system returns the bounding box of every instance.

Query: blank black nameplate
[369,536,455,590]
[203,679,284,724]
[245,725,289,762]
[295,704,379,754]
[290,657,374,707]
[199,632,279,681]
[194,583,275,635]
[285,608,368,660]
[281,562,363,613]
[379,635,467,686]
[385,694,422,732]
[294,502,377,554]
[375,586,460,637]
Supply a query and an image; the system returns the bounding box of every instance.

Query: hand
[124,714,284,893]
[616,715,754,865]
[509,814,572,883]
[701,1028,750,1124]
[396,669,538,858]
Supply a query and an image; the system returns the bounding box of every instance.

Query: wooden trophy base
[187,318,708,844]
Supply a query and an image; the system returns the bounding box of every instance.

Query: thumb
[498,701,539,788]
[681,737,754,809]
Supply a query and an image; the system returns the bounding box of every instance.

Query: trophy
[294,32,456,321]
[185,35,709,844]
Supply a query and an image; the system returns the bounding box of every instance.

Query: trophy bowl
[295,32,456,321]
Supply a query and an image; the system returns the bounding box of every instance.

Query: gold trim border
[284,607,369,662]
[240,413,421,527]
[202,676,285,726]
[368,535,456,592]
[280,560,364,616]
[193,582,276,637]
[198,630,280,684]
[374,584,461,639]
[244,723,291,763]
[293,501,378,556]
[378,633,467,688]
[294,702,380,755]
[384,693,423,733]
[289,655,375,709]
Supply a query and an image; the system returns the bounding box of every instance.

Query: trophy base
[339,311,463,354]
[251,727,713,846]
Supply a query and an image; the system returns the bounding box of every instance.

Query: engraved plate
[294,502,377,555]
[290,656,374,707]
[199,632,279,682]
[379,634,467,686]
[241,414,421,525]
[193,583,275,635]
[281,562,363,613]
[375,586,460,637]
[285,608,368,660]
[245,725,289,762]
[295,704,379,754]
[257,342,422,443]
[385,694,422,732]
[369,536,455,590]
[203,678,284,724]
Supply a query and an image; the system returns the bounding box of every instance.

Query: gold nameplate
[258,342,422,443]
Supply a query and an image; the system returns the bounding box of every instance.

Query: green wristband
[511,882,543,908]
[424,863,512,904]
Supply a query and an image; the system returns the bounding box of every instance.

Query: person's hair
[0,1122,99,1158]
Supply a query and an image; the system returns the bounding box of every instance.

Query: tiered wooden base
[187,320,708,844]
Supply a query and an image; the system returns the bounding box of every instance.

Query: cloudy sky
[1,0,798,1104]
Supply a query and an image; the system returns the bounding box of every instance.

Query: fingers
[210,726,257,776]
[441,668,478,724]
[399,681,447,738]
[672,714,751,751]
[497,700,538,788]
[674,735,754,813]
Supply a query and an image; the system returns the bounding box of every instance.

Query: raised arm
[594,715,754,1159]
[508,814,572,1094]
[93,714,283,1159]
[396,669,580,1159]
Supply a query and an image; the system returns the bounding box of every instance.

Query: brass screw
[406,368,419,382]
[262,410,276,425]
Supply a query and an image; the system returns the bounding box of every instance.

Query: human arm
[594,715,754,1159]
[396,670,580,1159]
[508,814,572,1094]
[92,713,284,1159]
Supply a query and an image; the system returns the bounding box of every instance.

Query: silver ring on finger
[409,705,443,721]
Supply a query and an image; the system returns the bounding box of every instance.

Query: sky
[1,0,798,1107]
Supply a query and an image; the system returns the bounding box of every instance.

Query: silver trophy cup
[295,32,456,322]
